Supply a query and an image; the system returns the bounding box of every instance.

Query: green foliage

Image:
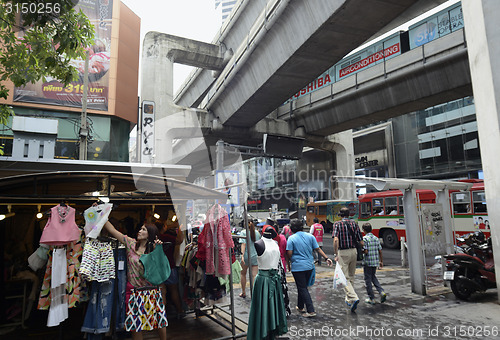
[0,0,95,124]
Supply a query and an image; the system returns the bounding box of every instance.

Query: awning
[0,170,227,205]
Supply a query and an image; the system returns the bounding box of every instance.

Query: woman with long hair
[103,221,167,340]
[239,218,261,298]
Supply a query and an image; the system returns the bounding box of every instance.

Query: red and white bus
[357,180,490,249]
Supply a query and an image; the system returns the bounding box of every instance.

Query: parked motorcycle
[443,232,496,300]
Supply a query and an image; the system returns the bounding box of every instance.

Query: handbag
[346,222,364,261]
[140,245,171,285]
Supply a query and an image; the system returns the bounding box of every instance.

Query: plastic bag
[333,263,347,290]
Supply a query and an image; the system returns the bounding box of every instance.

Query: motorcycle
[443,232,496,300]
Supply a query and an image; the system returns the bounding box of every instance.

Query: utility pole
[79,50,90,160]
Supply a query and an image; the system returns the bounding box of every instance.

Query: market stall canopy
[0,170,227,204]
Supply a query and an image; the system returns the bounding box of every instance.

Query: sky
[120,0,222,93]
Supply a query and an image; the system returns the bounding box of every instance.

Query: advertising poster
[216,170,240,207]
[14,0,113,111]
[256,158,275,189]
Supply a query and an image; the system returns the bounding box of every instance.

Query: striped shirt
[363,232,382,267]
[333,218,363,250]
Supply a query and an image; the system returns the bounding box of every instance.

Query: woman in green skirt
[247,225,288,340]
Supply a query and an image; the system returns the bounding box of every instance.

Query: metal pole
[243,199,254,297]
[79,50,90,160]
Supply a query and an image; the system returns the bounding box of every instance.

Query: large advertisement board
[13,0,113,111]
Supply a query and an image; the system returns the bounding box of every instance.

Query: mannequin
[254,226,277,256]
[247,225,288,340]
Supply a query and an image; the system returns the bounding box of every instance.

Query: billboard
[216,170,240,207]
[13,0,113,111]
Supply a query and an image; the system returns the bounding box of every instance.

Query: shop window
[472,191,487,214]
[452,192,470,214]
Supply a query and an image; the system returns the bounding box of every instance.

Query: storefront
[0,159,238,338]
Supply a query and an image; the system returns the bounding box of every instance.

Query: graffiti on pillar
[420,203,447,256]
[141,101,155,163]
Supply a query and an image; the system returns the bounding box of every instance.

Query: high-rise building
[0,1,140,162]
[215,0,238,23]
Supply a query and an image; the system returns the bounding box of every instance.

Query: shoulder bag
[346,222,364,261]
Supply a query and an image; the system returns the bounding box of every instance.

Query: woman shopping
[103,220,168,340]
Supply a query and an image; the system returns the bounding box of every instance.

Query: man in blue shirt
[362,223,387,305]
[287,218,333,317]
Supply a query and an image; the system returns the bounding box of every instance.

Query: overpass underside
[279,29,472,137]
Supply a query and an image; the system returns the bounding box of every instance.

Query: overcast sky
[120,0,222,92]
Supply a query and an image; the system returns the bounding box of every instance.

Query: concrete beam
[289,31,471,136]
[207,0,421,128]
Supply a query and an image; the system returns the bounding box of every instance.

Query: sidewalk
[1,264,497,339]
[232,264,500,339]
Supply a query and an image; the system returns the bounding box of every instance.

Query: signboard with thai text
[141,101,155,163]
[13,0,113,111]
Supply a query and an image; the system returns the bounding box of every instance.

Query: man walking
[309,218,324,265]
[333,207,364,312]
[362,223,387,305]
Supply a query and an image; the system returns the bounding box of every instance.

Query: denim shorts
[114,247,127,330]
[81,279,115,334]
[164,266,179,285]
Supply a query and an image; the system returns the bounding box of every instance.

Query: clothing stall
[0,167,246,339]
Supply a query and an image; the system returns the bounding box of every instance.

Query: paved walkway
[231,264,500,340]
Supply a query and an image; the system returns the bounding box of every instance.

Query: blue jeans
[363,266,384,299]
[114,247,127,331]
[292,269,314,313]
[81,279,115,334]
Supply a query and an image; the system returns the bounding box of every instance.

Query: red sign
[247,200,262,205]
[339,43,400,79]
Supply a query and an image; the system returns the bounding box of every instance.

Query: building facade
[0,0,140,162]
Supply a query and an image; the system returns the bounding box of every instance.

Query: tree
[0,0,94,128]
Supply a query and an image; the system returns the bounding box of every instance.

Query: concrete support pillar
[141,32,225,164]
[404,187,426,295]
[329,130,356,201]
[462,0,500,301]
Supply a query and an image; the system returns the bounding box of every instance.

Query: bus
[357,180,490,249]
[306,200,358,233]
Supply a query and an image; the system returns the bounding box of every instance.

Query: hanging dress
[247,237,288,340]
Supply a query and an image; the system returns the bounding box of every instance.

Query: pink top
[40,205,81,246]
[123,236,151,288]
[277,234,287,272]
